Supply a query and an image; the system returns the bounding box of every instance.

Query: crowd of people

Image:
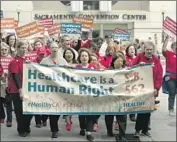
[0,31,176,141]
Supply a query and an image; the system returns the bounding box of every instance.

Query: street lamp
[161,6,166,43]
[16,5,21,22]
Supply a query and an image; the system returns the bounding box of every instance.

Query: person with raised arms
[162,36,176,116]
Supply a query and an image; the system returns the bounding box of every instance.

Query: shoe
[93,123,99,132]
[107,132,114,137]
[141,132,151,137]
[155,100,160,104]
[6,122,12,127]
[0,119,4,123]
[130,116,136,122]
[169,110,176,116]
[26,132,30,136]
[51,132,58,138]
[134,131,140,138]
[120,136,127,142]
[19,133,27,137]
[115,135,127,142]
[66,122,72,131]
[86,134,94,142]
[36,124,41,128]
[26,128,31,134]
[148,125,151,130]
[43,121,47,126]
[80,129,85,136]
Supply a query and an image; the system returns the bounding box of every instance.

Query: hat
[37,47,46,55]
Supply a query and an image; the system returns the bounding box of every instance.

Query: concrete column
[100,24,103,38]
[99,1,112,12]
[71,1,83,12]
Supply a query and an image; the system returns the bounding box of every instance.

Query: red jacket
[126,56,136,67]
[98,55,112,69]
[81,40,92,48]
[132,53,163,96]
[32,57,41,63]
[44,45,51,56]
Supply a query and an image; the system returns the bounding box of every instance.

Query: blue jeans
[166,78,177,110]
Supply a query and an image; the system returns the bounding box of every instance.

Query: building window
[112,1,119,5]
[83,1,99,10]
[60,1,71,6]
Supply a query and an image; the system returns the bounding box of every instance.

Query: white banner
[23,63,155,115]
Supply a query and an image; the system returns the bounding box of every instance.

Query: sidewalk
[1,94,176,141]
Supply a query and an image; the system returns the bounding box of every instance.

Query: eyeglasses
[1,49,8,51]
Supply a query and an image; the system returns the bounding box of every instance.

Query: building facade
[1,1,176,43]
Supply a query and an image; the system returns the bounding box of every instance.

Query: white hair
[1,42,9,49]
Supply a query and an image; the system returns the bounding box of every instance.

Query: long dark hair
[6,34,16,47]
[125,43,137,57]
[77,48,91,63]
[63,48,77,64]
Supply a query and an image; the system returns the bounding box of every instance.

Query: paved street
[1,93,176,141]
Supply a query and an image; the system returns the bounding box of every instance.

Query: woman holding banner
[99,42,116,69]
[75,48,97,142]
[132,41,163,137]
[62,48,78,131]
[89,53,106,132]
[105,52,128,141]
[162,36,176,116]
[125,43,137,122]
[40,41,68,138]
[8,40,33,137]
[32,47,48,128]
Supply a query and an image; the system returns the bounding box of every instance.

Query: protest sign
[15,22,40,38]
[23,63,155,115]
[60,23,82,38]
[113,33,130,41]
[114,28,128,34]
[113,28,130,41]
[38,18,53,28]
[25,51,37,61]
[38,25,45,35]
[14,20,18,28]
[47,24,60,36]
[0,56,13,73]
[163,16,176,39]
[73,17,93,31]
[0,18,17,34]
[1,18,15,29]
